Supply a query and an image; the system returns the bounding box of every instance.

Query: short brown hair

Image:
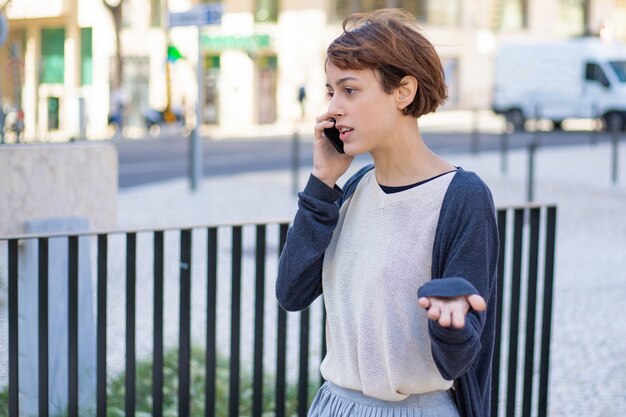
[326,9,447,118]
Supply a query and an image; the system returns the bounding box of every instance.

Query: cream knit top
[320,169,456,401]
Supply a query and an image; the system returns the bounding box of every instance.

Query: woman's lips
[336,125,353,140]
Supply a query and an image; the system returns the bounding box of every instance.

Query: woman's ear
[396,76,418,111]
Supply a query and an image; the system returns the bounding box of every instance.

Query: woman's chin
[343,145,365,157]
[342,143,357,156]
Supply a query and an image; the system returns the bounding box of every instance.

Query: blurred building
[1,0,625,140]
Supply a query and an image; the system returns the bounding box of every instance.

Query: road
[115,130,618,188]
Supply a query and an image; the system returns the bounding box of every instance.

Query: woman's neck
[370,122,455,187]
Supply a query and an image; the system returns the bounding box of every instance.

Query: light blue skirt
[308,382,460,417]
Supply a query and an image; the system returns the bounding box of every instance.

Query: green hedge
[0,346,319,417]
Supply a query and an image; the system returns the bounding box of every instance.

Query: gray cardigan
[276,165,499,417]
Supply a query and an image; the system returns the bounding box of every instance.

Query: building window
[41,28,65,84]
[614,1,626,41]
[150,0,162,27]
[256,55,277,124]
[81,28,93,86]
[331,0,354,21]
[559,0,585,37]
[333,0,423,20]
[203,55,220,124]
[255,0,278,23]
[494,0,527,30]
[122,0,132,28]
[47,97,60,130]
[331,1,458,26]
[424,0,459,26]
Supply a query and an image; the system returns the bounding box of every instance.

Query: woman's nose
[327,96,344,117]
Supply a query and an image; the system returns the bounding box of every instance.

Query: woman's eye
[345,88,355,95]
[326,91,334,98]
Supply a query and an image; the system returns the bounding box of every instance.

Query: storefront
[3,0,625,141]
[198,33,276,126]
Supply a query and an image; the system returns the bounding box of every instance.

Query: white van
[492,37,626,131]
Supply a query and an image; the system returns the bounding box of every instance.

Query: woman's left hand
[418,295,486,329]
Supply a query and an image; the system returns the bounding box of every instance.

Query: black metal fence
[0,204,556,417]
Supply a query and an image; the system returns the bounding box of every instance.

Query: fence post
[610,116,620,185]
[500,119,510,175]
[590,102,598,145]
[470,108,480,154]
[527,104,541,202]
[292,129,300,195]
[527,140,537,202]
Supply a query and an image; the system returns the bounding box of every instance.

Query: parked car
[492,37,626,131]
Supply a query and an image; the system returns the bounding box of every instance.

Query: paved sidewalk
[118,139,626,416]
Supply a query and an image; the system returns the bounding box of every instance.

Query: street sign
[168,4,222,28]
[0,13,8,46]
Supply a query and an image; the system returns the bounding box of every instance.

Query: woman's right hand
[312,113,354,188]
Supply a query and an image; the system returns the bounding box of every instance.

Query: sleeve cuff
[302,174,343,204]
[417,277,479,299]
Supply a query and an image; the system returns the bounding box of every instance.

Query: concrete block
[0,142,117,237]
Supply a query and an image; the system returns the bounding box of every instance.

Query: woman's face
[325,62,401,156]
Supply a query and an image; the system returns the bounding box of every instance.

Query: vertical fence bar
[506,209,524,417]
[38,238,49,417]
[97,234,108,417]
[276,307,287,417]
[253,225,267,417]
[153,231,164,417]
[230,226,243,417]
[8,239,19,417]
[522,208,541,417]
[126,233,137,417]
[298,309,310,417]
[206,227,218,417]
[491,209,508,417]
[538,207,557,417]
[68,236,79,417]
[275,224,289,417]
[320,299,327,388]
[179,229,192,417]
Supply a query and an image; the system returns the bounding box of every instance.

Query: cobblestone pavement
[2,139,625,416]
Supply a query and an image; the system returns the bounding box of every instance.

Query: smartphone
[323,118,345,154]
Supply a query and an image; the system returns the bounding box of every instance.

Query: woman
[276,9,498,417]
